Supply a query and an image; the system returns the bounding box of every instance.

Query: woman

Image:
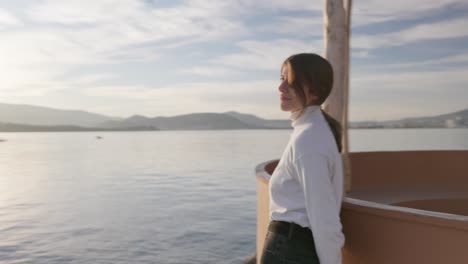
[260,53,345,264]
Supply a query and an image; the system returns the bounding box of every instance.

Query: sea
[1,129,467,264]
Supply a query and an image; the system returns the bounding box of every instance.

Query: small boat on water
[0,139,7,142]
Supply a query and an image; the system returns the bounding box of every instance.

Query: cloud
[0,28,123,98]
[2,0,468,122]
[81,79,284,118]
[27,0,249,41]
[349,67,468,120]
[184,0,322,13]
[0,8,21,27]
[0,62,65,97]
[74,66,468,121]
[0,0,251,99]
[83,80,278,100]
[215,39,323,71]
[69,73,119,85]
[180,66,241,77]
[257,15,323,37]
[13,0,252,65]
[352,67,468,91]
[352,16,468,49]
[420,53,468,65]
[352,50,372,58]
[353,0,468,26]
[368,53,468,69]
[349,102,441,122]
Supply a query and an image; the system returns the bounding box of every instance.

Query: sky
[1,0,468,121]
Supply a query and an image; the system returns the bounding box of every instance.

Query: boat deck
[348,187,468,205]
[256,151,468,264]
[346,151,468,216]
[347,186,468,216]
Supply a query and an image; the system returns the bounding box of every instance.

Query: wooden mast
[323,0,352,193]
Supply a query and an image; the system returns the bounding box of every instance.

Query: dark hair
[283,53,342,152]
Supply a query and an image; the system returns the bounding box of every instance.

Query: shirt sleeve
[293,153,345,264]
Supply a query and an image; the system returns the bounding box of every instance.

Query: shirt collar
[289,105,321,128]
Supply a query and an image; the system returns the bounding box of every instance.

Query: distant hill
[224,111,291,129]
[0,102,466,131]
[0,103,120,127]
[0,103,291,131]
[99,113,274,130]
[0,122,158,132]
[383,108,468,128]
[351,108,468,128]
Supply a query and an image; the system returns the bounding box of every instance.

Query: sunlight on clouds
[146,1,251,41]
[0,30,101,65]
[0,0,249,82]
[0,8,20,26]
[81,80,284,118]
[69,74,119,85]
[27,0,144,24]
[83,80,279,100]
[28,0,248,41]
[0,61,64,97]
[0,0,467,121]
[0,28,120,98]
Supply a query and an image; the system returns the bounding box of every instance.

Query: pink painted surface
[256,151,468,264]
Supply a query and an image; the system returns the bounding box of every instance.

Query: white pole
[323,0,352,193]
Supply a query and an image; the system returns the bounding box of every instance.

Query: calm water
[0,129,467,264]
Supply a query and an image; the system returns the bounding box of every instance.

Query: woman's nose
[278,80,288,93]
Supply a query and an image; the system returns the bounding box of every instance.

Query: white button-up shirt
[269,105,345,264]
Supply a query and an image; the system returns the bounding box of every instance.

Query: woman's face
[279,65,302,112]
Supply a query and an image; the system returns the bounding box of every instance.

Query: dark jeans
[260,221,320,264]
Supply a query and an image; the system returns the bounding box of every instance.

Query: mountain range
[0,103,291,131]
[0,102,466,132]
[351,108,468,128]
